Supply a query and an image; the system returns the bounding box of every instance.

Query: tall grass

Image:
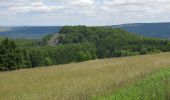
[0,53,170,100]
[96,68,170,100]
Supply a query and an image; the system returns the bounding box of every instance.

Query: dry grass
[1,53,170,100]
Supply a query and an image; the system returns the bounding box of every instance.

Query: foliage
[1,26,170,70]
[76,51,92,62]
[42,43,97,65]
[0,39,96,70]
[44,57,53,66]
[59,26,170,58]
[0,38,24,70]
[112,50,140,57]
[15,39,41,48]
[42,34,53,45]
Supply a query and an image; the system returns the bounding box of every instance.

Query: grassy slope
[1,53,170,100]
[95,68,170,100]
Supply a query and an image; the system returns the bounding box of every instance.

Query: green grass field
[0,52,170,100]
[94,68,170,100]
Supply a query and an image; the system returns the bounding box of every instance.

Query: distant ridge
[1,22,170,39]
[111,22,170,39]
[0,26,61,39]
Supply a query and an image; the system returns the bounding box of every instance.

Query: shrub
[76,51,92,62]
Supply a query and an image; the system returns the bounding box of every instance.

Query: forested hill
[1,26,170,71]
[0,26,61,39]
[111,22,170,39]
[58,26,170,58]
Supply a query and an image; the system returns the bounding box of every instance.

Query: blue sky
[0,0,170,26]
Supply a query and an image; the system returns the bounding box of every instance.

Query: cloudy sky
[0,0,170,26]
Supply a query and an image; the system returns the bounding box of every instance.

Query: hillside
[0,26,61,39]
[97,68,170,100]
[1,26,170,71]
[112,22,170,39]
[47,34,60,45]
[0,52,170,100]
[59,26,170,58]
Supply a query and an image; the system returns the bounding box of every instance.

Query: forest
[1,26,170,71]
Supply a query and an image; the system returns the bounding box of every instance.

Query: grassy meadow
[0,52,170,100]
[95,68,170,100]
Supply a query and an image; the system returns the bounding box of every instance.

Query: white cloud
[7,1,62,13]
[0,0,170,25]
[67,0,94,6]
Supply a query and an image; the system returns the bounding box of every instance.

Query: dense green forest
[59,26,170,57]
[0,38,96,71]
[1,26,170,71]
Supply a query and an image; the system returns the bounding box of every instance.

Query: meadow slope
[97,68,170,100]
[1,53,170,100]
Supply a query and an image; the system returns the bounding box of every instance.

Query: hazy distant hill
[1,23,170,39]
[0,26,61,39]
[112,22,170,39]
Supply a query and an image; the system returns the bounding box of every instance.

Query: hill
[2,22,170,39]
[112,22,170,39]
[0,52,170,100]
[59,26,170,58]
[0,26,61,39]
[1,26,170,71]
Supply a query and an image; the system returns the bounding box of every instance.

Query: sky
[0,0,170,26]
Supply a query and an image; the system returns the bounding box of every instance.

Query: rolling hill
[112,22,170,39]
[1,26,170,71]
[0,52,170,100]
[0,26,61,39]
[1,22,170,39]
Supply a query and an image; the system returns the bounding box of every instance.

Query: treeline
[27,43,96,68]
[0,38,96,71]
[1,26,170,71]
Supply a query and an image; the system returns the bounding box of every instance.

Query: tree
[44,57,53,66]
[42,34,52,45]
[76,51,92,62]
[0,38,24,70]
[140,47,148,54]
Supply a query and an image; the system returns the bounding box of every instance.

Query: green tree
[44,57,53,66]
[140,47,148,54]
[0,38,24,70]
[76,51,92,62]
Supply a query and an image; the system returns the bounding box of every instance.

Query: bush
[45,57,53,66]
[140,47,148,54]
[76,51,92,62]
